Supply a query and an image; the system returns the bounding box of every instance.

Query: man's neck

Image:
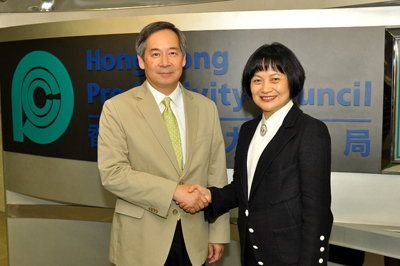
[147,82,178,96]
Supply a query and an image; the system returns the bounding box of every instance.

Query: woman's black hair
[241,42,305,99]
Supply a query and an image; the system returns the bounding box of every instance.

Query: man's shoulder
[185,89,216,107]
[106,84,144,104]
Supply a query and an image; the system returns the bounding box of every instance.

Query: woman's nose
[260,84,272,93]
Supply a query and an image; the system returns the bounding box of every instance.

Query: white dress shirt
[246,100,294,198]
[147,82,186,167]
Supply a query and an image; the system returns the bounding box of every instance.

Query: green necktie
[162,97,183,170]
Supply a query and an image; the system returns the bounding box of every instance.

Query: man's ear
[137,55,145,70]
[182,53,187,67]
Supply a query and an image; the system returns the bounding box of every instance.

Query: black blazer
[206,104,333,266]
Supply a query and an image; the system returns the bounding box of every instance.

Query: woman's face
[250,69,291,119]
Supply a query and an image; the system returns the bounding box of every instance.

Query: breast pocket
[266,163,300,205]
[193,134,212,148]
[191,134,212,160]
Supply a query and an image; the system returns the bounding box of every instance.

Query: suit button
[172,209,178,215]
[249,228,254,233]
[320,247,325,252]
[179,181,184,185]
[257,261,264,265]
[319,258,324,264]
[252,245,258,250]
[320,235,325,241]
[245,209,249,216]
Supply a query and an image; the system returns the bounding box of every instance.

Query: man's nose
[160,54,170,66]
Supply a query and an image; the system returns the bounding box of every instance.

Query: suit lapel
[136,83,181,175]
[249,105,302,200]
[240,117,260,200]
[181,88,198,177]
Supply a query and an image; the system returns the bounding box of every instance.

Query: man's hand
[208,243,224,264]
[175,184,212,213]
[188,184,211,203]
[173,184,210,214]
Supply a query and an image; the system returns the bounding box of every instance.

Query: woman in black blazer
[184,42,333,266]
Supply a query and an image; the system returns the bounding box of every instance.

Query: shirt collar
[146,81,182,107]
[262,100,294,129]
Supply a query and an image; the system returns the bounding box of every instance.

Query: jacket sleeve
[97,99,177,218]
[205,120,244,222]
[205,182,239,222]
[206,103,231,244]
[298,119,333,266]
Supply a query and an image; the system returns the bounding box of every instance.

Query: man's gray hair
[135,21,187,58]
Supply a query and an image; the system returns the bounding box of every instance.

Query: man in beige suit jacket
[98,21,230,266]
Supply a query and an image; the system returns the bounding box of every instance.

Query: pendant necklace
[260,123,267,136]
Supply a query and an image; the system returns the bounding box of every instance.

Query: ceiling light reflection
[40,0,55,11]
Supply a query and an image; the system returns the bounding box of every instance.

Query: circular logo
[12,51,74,144]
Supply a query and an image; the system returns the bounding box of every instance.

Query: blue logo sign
[12,51,74,144]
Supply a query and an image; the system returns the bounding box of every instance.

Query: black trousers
[165,221,205,266]
[328,245,365,265]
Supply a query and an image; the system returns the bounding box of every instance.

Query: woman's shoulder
[299,112,330,137]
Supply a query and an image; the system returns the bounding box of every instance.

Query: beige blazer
[98,82,230,266]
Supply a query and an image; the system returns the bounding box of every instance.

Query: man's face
[138,29,186,95]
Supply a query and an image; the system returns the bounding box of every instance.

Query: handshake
[173,184,212,214]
